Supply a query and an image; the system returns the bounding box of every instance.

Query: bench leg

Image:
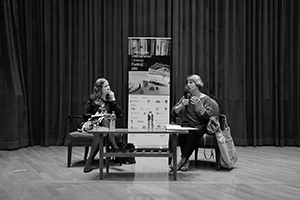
[67,143,72,167]
[194,148,198,161]
[216,148,221,171]
[215,144,221,171]
[172,134,177,180]
[168,138,172,165]
[84,146,89,160]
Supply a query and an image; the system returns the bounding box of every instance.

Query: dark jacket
[82,97,122,121]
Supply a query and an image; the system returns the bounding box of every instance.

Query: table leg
[99,134,104,180]
[106,135,110,173]
[172,133,177,180]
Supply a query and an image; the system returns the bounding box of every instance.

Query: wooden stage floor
[0,146,299,200]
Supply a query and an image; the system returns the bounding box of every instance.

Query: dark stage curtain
[0,0,299,149]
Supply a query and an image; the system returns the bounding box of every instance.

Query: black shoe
[83,160,94,173]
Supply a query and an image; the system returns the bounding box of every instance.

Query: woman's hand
[181,98,189,106]
[189,96,201,106]
[108,91,116,101]
[190,96,206,114]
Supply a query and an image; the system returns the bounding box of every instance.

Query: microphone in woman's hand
[183,90,191,108]
[184,90,191,99]
[184,90,188,99]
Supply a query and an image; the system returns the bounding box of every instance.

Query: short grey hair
[186,74,204,89]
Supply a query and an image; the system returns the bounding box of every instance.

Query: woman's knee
[101,118,110,127]
[191,126,206,137]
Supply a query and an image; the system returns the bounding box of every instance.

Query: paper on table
[89,127,109,132]
[165,124,198,130]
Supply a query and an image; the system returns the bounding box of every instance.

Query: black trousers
[179,125,206,159]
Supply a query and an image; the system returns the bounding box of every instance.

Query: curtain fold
[1,0,299,149]
[0,0,30,149]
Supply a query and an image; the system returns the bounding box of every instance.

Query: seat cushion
[68,131,93,144]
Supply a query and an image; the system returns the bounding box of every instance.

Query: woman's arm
[171,96,187,115]
[193,96,212,121]
[106,90,122,118]
[82,98,96,120]
[111,100,122,118]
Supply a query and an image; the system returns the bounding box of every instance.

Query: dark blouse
[82,97,122,121]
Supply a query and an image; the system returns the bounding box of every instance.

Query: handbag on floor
[215,115,238,169]
[114,142,136,165]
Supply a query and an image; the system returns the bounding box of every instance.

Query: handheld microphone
[183,90,188,99]
[183,90,191,108]
[184,90,191,99]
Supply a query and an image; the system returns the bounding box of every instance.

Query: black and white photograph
[1,1,299,200]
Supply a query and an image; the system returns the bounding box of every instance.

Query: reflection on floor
[0,146,299,200]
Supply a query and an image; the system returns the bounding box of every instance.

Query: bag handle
[219,114,228,131]
[203,133,214,160]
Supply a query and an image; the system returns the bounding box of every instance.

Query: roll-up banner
[128,37,171,147]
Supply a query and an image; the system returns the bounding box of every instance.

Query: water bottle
[147,111,151,129]
[147,111,154,130]
[110,111,116,130]
[151,112,154,129]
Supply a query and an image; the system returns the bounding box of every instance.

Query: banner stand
[127,37,171,147]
